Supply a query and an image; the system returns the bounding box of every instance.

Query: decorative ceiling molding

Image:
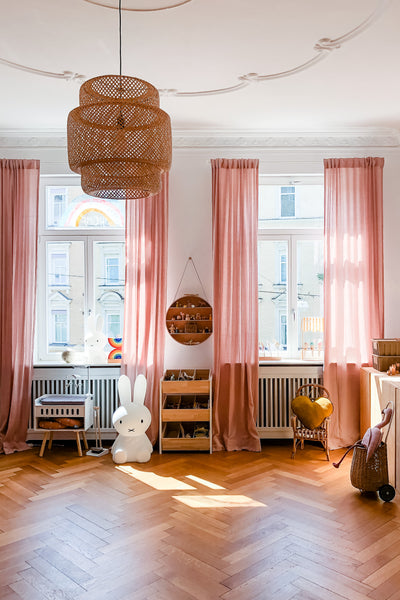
[0,57,85,83]
[0,0,390,95]
[171,131,400,148]
[159,0,391,97]
[0,129,399,149]
[82,0,192,11]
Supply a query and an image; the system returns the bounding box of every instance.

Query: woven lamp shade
[67,75,172,200]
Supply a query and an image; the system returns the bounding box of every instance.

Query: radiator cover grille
[257,365,323,438]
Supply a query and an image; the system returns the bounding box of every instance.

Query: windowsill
[33,363,121,368]
[259,358,323,366]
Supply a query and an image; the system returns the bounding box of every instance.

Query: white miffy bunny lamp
[111,374,153,464]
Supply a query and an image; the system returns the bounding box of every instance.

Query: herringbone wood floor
[0,440,399,600]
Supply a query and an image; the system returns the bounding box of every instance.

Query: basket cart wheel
[378,484,396,502]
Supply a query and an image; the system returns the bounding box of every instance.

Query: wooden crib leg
[39,432,49,458]
[76,432,83,457]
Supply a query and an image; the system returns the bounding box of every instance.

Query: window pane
[259,184,323,229]
[46,241,85,354]
[46,186,125,230]
[94,241,125,356]
[297,239,324,360]
[52,310,68,343]
[106,314,121,338]
[106,257,119,285]
[280,186,295,217]
[258,240,288,355]
[50,253,68,286]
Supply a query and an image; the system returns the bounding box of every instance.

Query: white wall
[2,131,400,368]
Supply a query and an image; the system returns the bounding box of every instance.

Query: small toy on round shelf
[111,374,153,464]
[387,363,400,376]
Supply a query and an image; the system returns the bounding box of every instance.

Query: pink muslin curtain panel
[324,157,384,448]
[121,173,168,445]
[0,159,40,454]
[211,158,261,452]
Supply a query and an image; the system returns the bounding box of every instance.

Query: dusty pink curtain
[211,159,261,452]
[0,159,40,454]
[324,157,384,448]
[121,173,168,445]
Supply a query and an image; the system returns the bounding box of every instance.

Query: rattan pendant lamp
[67,0,172,200]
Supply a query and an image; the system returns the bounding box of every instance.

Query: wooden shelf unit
[166,295,212,346]
[159,369,212,453]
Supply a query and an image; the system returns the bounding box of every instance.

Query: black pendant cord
[119,0,122,79]
[117,0,124,127]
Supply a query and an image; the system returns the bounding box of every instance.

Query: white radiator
[30,364,323,441]
[29,366,121,439]
[257,365,323,438]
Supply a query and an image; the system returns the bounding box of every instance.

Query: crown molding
[171,129,400,149]
[0,128,399,149]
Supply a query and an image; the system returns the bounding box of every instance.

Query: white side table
[34,394,93,457]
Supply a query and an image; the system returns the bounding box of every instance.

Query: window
[51,310,68,344]
[106,257,119,285]
[106,314,121,338]
[280,186,295,217]
[258,178,324,360]
[279,252,287,284]
[47,187,66,227]
[49,250,68,286]
[35,178,125,362]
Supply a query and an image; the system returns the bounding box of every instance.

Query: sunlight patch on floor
[173,495,266,508]
[115,465,196,490]
[185,475,225,489]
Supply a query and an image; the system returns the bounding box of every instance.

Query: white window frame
[35,176,125,364]
[258,229,323,358]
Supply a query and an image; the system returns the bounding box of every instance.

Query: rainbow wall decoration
[64,198,124,228]
[108,337,122,363]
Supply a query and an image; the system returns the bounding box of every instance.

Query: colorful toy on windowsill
[108,337,122,363]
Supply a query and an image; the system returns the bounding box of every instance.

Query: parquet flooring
[0,440,399,599]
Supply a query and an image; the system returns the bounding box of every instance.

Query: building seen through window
[258,180,324,360]
[35,182,125,362]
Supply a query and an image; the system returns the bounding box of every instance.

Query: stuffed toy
[62,314,107,364]
[333,404,393,468]
[111,374,153,464]
[291,394,333,430]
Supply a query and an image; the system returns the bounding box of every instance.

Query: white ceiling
[0,0,399,134]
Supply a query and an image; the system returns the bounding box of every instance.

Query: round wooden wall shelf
[166,295,212,345]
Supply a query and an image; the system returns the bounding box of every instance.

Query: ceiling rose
[82,0,192,10]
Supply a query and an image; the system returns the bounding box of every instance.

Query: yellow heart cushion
[291,395,333,430]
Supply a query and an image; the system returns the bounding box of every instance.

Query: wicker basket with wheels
[350,443,395,501]
[349,402,395,502]
[291,384,333,460]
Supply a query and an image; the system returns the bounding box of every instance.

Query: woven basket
[350,443,389,492]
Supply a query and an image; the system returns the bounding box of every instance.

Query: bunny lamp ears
[118,375,132,406]
[118,374,147,407]
[134,374,147,406]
